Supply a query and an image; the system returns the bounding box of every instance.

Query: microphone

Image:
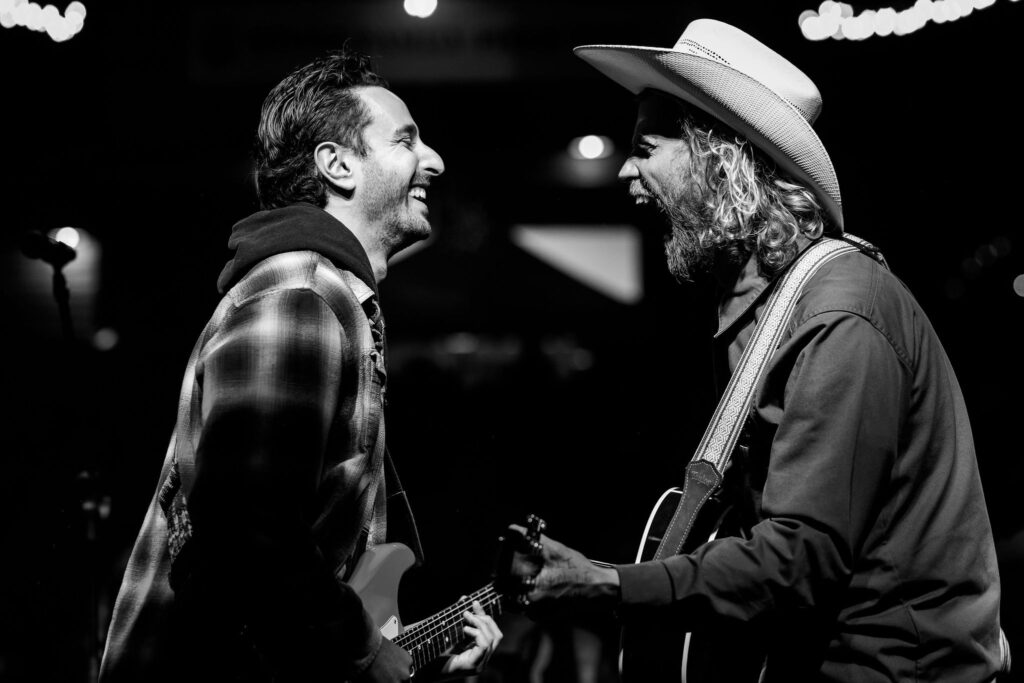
[20,231,76,268]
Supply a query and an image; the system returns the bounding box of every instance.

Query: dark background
[2,1,1021,681]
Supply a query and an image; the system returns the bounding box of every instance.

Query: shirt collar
[714,234,821,339]
[714,252,771,339]
[340,271,376,305]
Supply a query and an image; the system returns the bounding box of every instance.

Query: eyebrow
[393,123,419,141]
[632,134,658,149]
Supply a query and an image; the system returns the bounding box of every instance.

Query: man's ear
[314,141,358,195]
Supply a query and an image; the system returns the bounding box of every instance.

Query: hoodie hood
[216,202,378,297]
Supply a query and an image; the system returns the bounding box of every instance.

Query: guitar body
[347,542,416,640]
[619,486,764,683]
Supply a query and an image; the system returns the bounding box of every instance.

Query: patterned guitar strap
[652,234,880,562]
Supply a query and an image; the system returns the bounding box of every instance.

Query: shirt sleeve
[617,309,907,629]
[185,287,382,680]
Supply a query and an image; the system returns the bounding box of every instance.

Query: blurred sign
[513,224,642,304]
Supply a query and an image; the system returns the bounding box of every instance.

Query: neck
[711,246,747,289]
[393,582,504,672]
[322,201,388,283]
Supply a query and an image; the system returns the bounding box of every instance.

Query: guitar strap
[652,234,885,561]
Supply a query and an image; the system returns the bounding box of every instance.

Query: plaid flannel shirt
[100,250,391,682]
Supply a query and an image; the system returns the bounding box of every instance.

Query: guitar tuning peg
[525,514,547,537]
[530,540,543,556]
[516,594,531,608]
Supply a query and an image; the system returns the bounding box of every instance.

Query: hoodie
[216,202,378,297]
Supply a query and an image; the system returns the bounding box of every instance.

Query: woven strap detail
[695,238,859,474]
[650,238,861,564]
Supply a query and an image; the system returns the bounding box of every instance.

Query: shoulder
[789,245,920,367]
[202,251,371,356]
[225,251,364,312]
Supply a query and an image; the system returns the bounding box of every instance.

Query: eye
[632,140,654,159]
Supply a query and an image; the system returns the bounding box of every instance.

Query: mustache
[628,178,653,199]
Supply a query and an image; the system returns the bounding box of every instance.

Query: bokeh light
[54,226,81,249]
[568,135,613,160]
[578,135,606,160]
[403,0,437,18]
[0,0,87,41]
[93,327,120,351]
[799,0,1015,40]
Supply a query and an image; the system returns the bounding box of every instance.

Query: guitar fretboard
[392,582,504,673]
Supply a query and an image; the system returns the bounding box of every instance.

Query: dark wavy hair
[680,106,833,276]
[254,48,388,210]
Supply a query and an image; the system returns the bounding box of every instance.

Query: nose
[420,141,445,177]
[618,157,638,183]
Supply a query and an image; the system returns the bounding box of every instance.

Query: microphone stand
[20,232,101,683]
[52,263,76,343]
[18,231,77,343]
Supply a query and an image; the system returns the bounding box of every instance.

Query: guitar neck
[392,582,504,673]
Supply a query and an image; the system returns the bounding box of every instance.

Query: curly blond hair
[680,109,831,276]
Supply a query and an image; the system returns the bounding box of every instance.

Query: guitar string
[394,585,501,648]
[398,590,504,666]
[401,593,504,668]
[394,584,503,651]
[398,584,498,640]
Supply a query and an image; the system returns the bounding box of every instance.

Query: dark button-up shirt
[618,242,1006,681]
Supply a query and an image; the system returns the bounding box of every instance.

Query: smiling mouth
[628,179,654,206]
[409,186,427,203]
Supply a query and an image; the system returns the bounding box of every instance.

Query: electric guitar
[347,515,544,675]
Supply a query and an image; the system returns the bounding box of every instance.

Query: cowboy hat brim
[574,45,844,230]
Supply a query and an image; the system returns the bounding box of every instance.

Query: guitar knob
[521,576,537,589]
[530,540,544,556]
[516,594,531,608]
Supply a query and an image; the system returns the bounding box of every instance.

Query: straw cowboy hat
[575,19,844,230]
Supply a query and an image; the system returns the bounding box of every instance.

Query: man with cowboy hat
[503,18,1008,682]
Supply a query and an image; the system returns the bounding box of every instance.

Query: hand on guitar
[359,599,500,682]
[437,599,502,676]
[498,515,620,620]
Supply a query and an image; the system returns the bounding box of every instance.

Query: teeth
[410,187,427,200]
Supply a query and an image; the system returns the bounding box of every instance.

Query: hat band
[672,39,731,67]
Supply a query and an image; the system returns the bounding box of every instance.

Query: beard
[659,210,708,280]
[632,177,715,283]
[362,159,432,257]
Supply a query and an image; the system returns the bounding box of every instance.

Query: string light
[799,0,1012,40]
[0,0,86,42]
